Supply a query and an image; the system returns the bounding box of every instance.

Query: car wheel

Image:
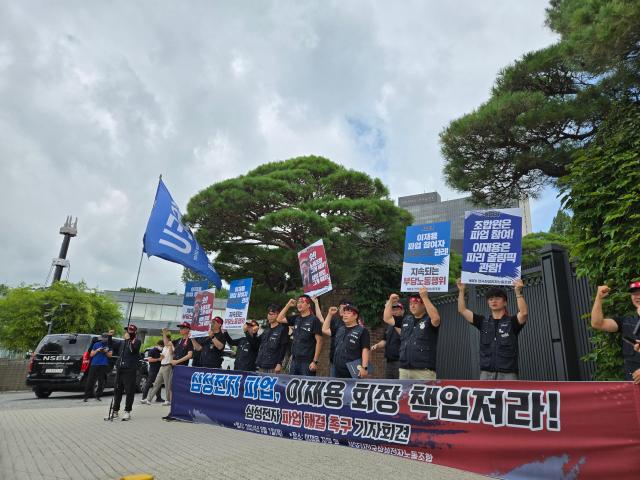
[34,387,52,399]
[137,374,147,393]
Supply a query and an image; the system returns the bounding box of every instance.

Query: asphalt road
[0,390,489,480]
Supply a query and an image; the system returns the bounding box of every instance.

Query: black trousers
[142,366,163,401]
[83,364,109,399]
[113,368,137,412]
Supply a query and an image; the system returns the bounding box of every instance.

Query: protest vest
[256,324,288,369]
[399,314,438,370]
[334,324,366,368]
[479,316,519,373]
[291,315,319,362]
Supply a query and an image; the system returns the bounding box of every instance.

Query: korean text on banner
[461,208,522,286]
[298,239,332,297]
[181,281,209,324]
[170,368,640,480]
[224,278,253,330]
[190,289,215,337]
[401,222,450,292]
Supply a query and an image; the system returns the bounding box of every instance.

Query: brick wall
[0,359,30,391]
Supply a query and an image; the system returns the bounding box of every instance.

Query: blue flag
[143,179,222,289]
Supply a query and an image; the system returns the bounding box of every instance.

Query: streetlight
[44,303,70,335]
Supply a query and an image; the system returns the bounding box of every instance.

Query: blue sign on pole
[461,208,522,285]
[401,222,451,292]
[143,179,222,289]
[224,278,253,329]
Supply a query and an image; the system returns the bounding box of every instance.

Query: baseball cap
[176,322,191,329]
[629,281,640,293]
[127,324,138,333]
[392,302,404,309]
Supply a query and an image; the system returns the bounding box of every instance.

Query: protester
[323,303,370,378]
[325,299,351,376]
[384,287,441,380]
[457,279,528,380]
[277,295,323,376]
[171,322,194,369]
[110,324,142,421]
[83,330,114,402]
[225,320,260,371]
[371,302,403,379]
[141,328,173,406]
[191,317,226,369]
[141,340,164,403]
[591,281,640,383]
[256,304,289,374]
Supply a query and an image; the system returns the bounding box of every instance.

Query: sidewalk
[0,400,488,480]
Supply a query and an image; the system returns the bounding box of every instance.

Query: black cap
[342,303,360,315]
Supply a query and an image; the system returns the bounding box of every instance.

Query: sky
[0,1,560,294]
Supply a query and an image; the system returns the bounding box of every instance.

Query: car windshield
[36,335,92,355]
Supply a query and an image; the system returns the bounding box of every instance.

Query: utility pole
[51,216,78,283]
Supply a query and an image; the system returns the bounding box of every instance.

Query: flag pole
[105,175,161,421]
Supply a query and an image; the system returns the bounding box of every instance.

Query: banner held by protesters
[298,239,333,297]
[181,281,208,324]
[401,222,451,292]
[461,208,522,286]
[224,278,253,330]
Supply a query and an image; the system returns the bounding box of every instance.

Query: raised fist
[596,285,610,299]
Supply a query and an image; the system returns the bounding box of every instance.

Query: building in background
[398,192,532,252]
[103,290,227,341]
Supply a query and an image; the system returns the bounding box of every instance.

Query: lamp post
[44,303,70,335]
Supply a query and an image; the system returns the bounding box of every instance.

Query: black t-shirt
[197,333,226,368]
[614,314,640,379]
[172,337,194,366]
[119,338,141,369]
[329,314,343,362]
[288,314,323,361]
[256,323,289,369]
[384,322,402,362]
[226,331,260,371]
[145,347,162,372]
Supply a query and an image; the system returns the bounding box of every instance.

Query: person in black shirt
[256,305,289,374]
[457,279,528,380]
[277,295,323,376]
[110,324,142,421]
[191,317,226,369]
[384,288,441,380]
[172,322,194,368]
[141,340,164,403]
[327,299,351,376]
[591,281,640,383]
[323,303,370,378]
[371,302,403,379]
[225,320,260,371]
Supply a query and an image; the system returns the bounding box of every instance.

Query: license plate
[45,368,63,373]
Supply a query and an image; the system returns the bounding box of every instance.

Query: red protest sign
[190,289,215,335]
[298,239,333,297]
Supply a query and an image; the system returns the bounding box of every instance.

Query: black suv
[26,333,148,398]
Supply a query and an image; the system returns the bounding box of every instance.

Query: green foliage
[521,232,570,267]
[560,103,640,380]
[352,261,402,329]
[549,209,572,237]
[0,284,9,296]
[120,287,158,294]
[0,281,123,353]
[449,252,462,286]
[440,0,639,205]
[184,156,412,319]
[142,335,166,351]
